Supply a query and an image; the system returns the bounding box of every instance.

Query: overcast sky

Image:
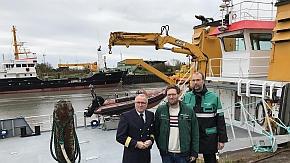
[0,0,274,68]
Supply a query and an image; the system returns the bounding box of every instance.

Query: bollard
[35,125,41,135]
[20,126,27,137]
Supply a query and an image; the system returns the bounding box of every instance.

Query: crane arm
[108,28,208,75]
[125,59,176,85]
[58,62,98,71]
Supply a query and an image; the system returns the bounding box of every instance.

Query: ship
[2,1,290,163]
[0,26,127,94]
[108,0,290,153]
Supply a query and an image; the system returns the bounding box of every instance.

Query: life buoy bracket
[0,129,9,136]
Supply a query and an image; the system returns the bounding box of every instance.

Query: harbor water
[0,82,167,120]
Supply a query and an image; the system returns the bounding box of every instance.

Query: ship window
[16,64,21,67]
[10,64,14,68]
[22,64,27,67]
[24,74,27,76]
[250,33,272,50]
[28,64,34,67]
[4,75,6,77]
[30,74,32,76]
[222,33,246,52]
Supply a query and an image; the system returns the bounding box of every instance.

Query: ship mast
[12,26,31,60]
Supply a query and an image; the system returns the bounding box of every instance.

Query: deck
[1,124,286,163]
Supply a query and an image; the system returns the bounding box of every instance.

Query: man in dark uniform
[116,94,155,163]
[183,72,228,163]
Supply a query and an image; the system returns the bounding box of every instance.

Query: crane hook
[108,45,112,54]
[160,25,170,36]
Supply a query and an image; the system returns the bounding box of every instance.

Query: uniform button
[140,129,142,131]
[147,135,149,136]
[147,128,149,130]
[141,135,142,137]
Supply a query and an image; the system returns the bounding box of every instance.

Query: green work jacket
[154,101,199,158]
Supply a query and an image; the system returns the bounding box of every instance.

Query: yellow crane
[12,26,32,60]
[108,24,222,87]
[58,62,98,72]
[125,59,176,85]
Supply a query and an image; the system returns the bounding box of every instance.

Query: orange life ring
[26,68,30,72]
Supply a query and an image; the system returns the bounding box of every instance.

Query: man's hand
[190,156,196,162]
[144,140,152,148]
[136,141,146,149]
[218,142,225,150]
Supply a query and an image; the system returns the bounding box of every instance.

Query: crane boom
[125,59,176,85]
[108,26,208,76]
[58,62,98,71]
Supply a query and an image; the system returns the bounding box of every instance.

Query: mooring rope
[219,99,289,153]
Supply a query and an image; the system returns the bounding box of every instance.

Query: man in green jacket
[155,84,199,163]
[183,72,228,163]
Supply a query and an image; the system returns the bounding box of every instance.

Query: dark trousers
[161,152,190,163]
[192,153,216,163]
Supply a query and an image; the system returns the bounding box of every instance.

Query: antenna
[119,48,123,61]
[96,26,101,47]
[59,55,61,63]
[76,54,79,70]
[41,50,46,64]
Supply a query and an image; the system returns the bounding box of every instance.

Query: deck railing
[208,56,270,78]
[25,111,97,132]
[231,1,276,22]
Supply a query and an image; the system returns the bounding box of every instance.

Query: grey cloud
[0,0,225,68]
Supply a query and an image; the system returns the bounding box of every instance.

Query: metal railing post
[227,108,236,139]
[220,59,222,77]
[84,116,87,130]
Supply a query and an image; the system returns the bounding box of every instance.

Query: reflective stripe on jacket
[183,90,228,154]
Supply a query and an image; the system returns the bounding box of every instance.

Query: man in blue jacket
[116,94,155,163]
[155,84,199,163]
[183,72,228,163]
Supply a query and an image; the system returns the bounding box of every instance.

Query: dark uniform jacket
[116,109,155,163]
[183,86,228,154]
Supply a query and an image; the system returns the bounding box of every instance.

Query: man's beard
[169,99,178,106]
[194,85,202,92]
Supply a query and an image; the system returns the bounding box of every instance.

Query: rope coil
[50,100,81,163]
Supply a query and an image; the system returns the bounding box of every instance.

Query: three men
[155,85,199,163]
[116,94,155,163]
[117,72,227,163]
[183,72,228,163]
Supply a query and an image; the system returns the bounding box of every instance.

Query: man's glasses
[135,102,147,105]
[167,94,177,97]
